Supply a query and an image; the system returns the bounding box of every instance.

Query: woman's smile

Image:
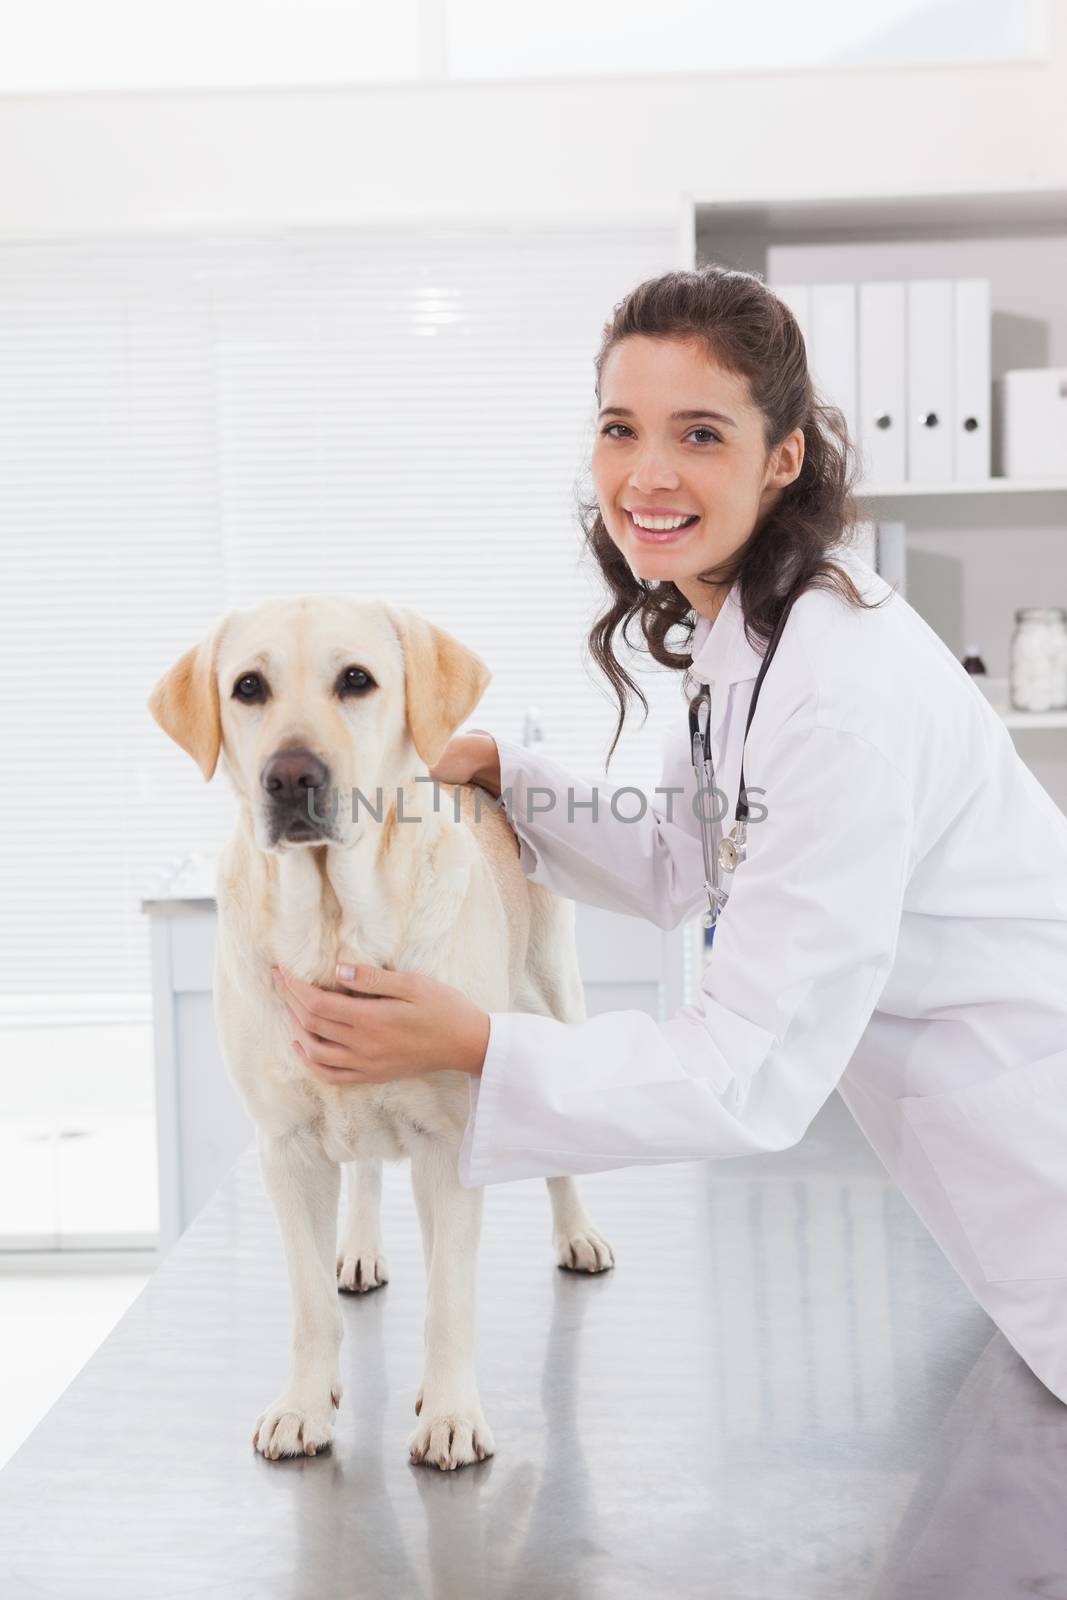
[625,507,701,544]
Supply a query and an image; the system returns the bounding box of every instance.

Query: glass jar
[1009,608,1067,713]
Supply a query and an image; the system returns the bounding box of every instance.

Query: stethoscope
[685,586,802,936]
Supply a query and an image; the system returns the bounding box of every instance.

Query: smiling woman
[580,266,884,766]
[435,263,1067,1413]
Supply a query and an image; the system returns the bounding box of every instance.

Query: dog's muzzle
[261,748,335,844]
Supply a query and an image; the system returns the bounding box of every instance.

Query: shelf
[858,477,1067,499]
[695,190,1067,241]
[1001,708,1067,730]
[978,678,1067,730]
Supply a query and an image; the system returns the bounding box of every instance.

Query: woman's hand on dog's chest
[272,963,490,1085]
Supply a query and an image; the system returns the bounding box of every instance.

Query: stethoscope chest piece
[717,818,748,874]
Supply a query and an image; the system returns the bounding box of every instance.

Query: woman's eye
[599,423,720,444]
[233,672,266,702]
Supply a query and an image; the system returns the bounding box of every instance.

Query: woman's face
[591,335,804,619]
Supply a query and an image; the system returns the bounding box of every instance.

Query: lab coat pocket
[899,1047,1067,1284]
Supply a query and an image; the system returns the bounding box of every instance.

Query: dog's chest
[218,825,479,1158]
[315,1077,465,1164]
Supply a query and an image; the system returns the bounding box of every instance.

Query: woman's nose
[628,446,681,489]
[630,462,681,490]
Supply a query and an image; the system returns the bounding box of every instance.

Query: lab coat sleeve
[486,734,708,930]
[457,720,914,1187]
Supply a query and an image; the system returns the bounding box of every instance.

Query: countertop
[2,1093,1066,1599]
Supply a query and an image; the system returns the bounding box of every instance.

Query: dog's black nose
[261,748,330,804]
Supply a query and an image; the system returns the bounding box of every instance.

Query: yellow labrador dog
[147,595,614,1470]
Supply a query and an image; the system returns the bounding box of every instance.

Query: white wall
[0,9,1066,235]
[1,11,1064,814]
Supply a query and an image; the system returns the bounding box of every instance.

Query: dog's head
[146,595,491,852]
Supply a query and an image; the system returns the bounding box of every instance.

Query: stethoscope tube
[687,585,803,934]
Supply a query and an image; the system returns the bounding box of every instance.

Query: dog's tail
[516,882,588,1025]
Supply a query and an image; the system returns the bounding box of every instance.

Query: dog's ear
[385,605,492,768]
[147,618,225,782]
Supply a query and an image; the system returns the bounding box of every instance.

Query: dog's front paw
[555,1226,615,1273]
[408,1402,495,1471]
[253,1383,342,1460]
[336,1245,388,1293]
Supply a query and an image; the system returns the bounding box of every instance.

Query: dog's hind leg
[520,884,616,1275]
[253,1128,345,1460]
[406,1137,496,1470]
[336,1158,390,1294]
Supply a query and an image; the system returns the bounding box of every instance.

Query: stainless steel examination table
[3,1092,1067,1600]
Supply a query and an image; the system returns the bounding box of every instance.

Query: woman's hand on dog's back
[428,732,501,799]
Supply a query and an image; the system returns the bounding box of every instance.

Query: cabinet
[693,190,1067,804]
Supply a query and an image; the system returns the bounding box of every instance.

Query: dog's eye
[233,673,267,703]
[338,666,375,697]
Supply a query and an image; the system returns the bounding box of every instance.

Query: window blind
[0,223,688,996]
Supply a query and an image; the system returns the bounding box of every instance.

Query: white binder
[843,521,907,597]
[907,280,954,482]
[953,278,991,481]
[875,520,907,600]
[1000,367,1067,478]
[849,518,878,572]
[858,282,907,488]
[810,283,858,450]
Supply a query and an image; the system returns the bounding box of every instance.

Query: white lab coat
[457,546,1067,1404]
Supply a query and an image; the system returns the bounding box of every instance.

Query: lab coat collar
[685,545,878,688]
[686,579,765,688]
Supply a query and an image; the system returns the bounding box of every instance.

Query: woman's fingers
[274,969,398,1083]
[274,972,353,1047]
[427,732,500,790]
[427,737,474,785]
[289,1016,353,1072]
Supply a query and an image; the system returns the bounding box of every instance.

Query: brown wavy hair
[579,263,888,768]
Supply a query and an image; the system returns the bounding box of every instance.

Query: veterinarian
[278,266,1067,1405]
